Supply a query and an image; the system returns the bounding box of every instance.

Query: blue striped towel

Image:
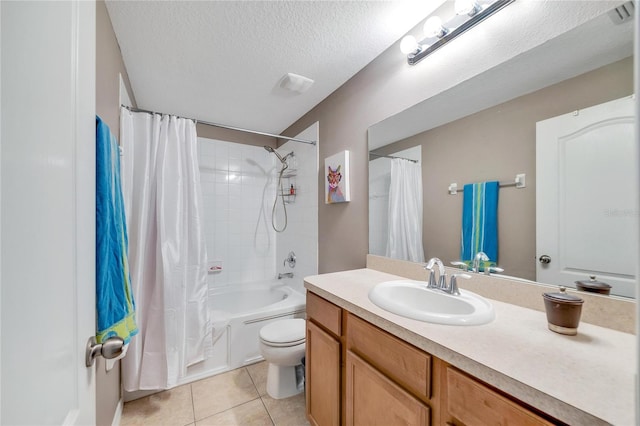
[96,116,138,344]
[460,181,499,263]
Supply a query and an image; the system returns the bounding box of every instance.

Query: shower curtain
[120,107,209,391]
[385,158,425,263]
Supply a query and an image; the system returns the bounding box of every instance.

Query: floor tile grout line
[259,395,277,426]
[194,396,266,424]
[245,365,262,397]
[245,365,276,425]
[188,383,196,426]
[246,364,311,426]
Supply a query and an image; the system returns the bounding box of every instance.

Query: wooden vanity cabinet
[306,292,342,426]
[306,292,559,426]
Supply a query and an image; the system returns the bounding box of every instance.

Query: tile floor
[121,361,309,426]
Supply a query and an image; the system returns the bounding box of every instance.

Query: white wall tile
[199,137,278,287]
[198,129,318,296]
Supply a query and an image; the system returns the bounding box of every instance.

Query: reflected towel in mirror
[460,181,499,262]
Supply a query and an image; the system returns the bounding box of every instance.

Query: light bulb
[400,35,419,54]
[455,0,480,16]
[423,16,448,39]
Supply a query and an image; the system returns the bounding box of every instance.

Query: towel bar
[448,173,525,195]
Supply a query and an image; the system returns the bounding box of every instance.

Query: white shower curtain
[385,158,425,262]
[120,107,209,391]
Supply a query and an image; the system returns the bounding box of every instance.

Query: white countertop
[304,268,636,426]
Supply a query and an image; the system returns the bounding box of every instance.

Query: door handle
[539,255,551,264]
[85,336,124,367]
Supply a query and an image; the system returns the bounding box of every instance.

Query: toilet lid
[260,318,305,346]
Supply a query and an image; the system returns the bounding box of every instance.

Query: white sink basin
[368,280,495,326]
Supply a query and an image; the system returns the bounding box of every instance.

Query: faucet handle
[449,273,471,296]
[284,251,296,268]
[450,261,469,271]
[484,266,504,275]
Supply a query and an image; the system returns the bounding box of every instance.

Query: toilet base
[266,363,304,399]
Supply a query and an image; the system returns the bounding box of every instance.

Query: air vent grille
[608,1,635,25]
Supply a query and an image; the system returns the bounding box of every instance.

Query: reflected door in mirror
[536,95,636,298]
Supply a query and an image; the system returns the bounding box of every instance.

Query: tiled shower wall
[198,125,319,293]
[198,138,277,287]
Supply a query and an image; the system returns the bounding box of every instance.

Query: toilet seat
[259,318,305,347]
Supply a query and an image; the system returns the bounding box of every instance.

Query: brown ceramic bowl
[542,287,584,335]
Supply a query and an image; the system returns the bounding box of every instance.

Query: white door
[1,1,96,424]
[536,95,636,298]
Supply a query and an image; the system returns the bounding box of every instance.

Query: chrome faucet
[278,272,293,279]
[424,258,446,290]
[471,252,489,273]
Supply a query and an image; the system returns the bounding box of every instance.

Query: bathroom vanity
[304,261,635,426]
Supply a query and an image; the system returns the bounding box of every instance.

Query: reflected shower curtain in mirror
[120,107,209,391]
[385,158,425,262]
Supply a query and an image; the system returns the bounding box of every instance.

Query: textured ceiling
[105,0,445,135]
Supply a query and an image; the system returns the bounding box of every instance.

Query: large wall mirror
[368,5,636,298]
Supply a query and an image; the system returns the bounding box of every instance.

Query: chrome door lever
[85,336,124,367]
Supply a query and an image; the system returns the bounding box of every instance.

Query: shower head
[263,145,289,164]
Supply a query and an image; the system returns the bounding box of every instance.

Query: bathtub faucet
[278,272,294,279]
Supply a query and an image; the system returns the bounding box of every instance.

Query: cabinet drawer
[346,313,431,400]
[346,350,430,426]
[307,292,342,336]
[445,367,554,426]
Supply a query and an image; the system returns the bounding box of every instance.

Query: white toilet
[259,318,306,399]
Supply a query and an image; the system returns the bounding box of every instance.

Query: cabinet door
[306,320,341,426]
[444,367,553,426]
[346,350,430,426]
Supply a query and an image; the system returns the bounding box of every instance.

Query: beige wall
[95,1,136,424]
[196,123,276,147]
[373,58,633,280]
[96,0,135,133]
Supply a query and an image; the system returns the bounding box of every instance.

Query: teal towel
[460,181,499,263]
[96,116,138,344]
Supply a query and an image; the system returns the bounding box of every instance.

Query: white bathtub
[182,281,306,385]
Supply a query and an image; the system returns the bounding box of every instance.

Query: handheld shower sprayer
[263,146,295,232]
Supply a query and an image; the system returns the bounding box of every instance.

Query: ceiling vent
[280,73,314,94]
[608,2,634,25]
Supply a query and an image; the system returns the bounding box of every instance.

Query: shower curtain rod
[121,105,317,146]
[369,152,418,163]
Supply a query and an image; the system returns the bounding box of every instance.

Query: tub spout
[278,272,294,279]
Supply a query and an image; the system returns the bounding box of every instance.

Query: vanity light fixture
[423,16,448,39]
[401,0,515,66]
[455,0,481,17]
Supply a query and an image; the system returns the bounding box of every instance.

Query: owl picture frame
[325,150,351,204]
